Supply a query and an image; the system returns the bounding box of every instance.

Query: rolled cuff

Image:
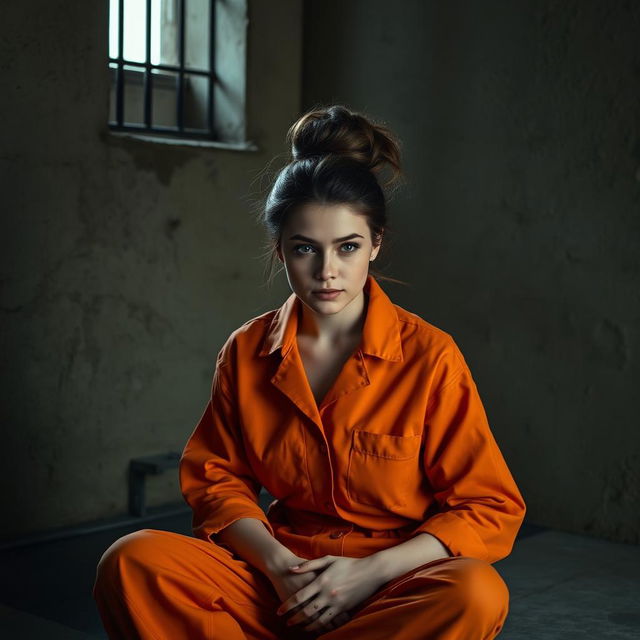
[192,498,276,543]
[408,511,490,562]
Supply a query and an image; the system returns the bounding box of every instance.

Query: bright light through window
[107,0,241,141]
[109,0,162,63]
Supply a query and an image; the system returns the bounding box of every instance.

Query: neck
[298,290,369,346]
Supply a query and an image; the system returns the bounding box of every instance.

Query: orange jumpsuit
[93,274,526,639]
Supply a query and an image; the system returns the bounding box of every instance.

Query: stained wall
[302,0,640,543]
[0,0,301,539]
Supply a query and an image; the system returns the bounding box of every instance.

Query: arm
[214,517,298,575]
[368,339,526,575]
[179,344,293,575]
[406,341,527,564]
[368,531,452,584]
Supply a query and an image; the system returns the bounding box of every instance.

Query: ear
[276,244,284,263]
[370,229,384,261]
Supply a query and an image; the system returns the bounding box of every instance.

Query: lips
[312,289,343,300]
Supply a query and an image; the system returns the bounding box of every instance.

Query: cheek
[357,255,372,274]
[289,262,308,279]
[286,264,309,290]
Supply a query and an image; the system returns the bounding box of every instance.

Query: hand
[276,555,383,635]
[264,553,349,634]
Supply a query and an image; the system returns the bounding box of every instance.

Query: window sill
[107,129,259,151]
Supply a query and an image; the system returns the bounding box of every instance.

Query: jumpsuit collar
[258,273,403,362]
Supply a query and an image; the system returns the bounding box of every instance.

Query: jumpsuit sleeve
[179,346,275,543]
[411,339,527,564]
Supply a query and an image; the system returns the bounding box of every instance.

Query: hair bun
[286,104,403,190]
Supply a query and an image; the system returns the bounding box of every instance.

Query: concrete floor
[1,497,638,639]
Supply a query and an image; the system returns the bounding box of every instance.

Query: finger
[286,595,324,627]
[276,580,319,621]
[321,610,350,632]
[289,556,331,573]
[322,611,351,635]
[278,589,315,616]
[278,594,307,617]
[335,612,351,626]
[305,607,340,633]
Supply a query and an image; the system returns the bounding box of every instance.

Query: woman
[93,105,526,640]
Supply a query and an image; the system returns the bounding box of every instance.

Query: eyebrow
[288,233,365,244]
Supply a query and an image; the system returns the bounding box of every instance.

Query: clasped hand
[275,554,382,634]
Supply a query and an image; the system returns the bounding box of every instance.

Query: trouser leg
[317,556,510,640]
[92,528,289,640]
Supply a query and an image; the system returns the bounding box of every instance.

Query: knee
[95,528,166,587]
[447,558,510,623]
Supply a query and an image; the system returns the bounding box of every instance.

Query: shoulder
[214,308,278,366]
[392,302,468,380]
[393,302,456,353]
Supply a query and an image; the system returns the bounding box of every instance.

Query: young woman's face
[277,202,381,315]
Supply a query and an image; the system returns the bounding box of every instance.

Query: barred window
[108,0,248,144]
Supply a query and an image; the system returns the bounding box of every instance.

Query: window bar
[207,0,216,136]
[177,0,186,132]
[143,0,152,128]
[116,0,125,126]
[108,59,209,76]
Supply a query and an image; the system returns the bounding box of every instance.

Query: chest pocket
[346,429,422,509]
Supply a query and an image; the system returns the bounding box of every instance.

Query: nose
[315,250,337,281]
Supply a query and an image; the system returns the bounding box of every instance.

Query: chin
[305,295,346,313]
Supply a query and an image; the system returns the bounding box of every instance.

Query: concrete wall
[2,0,638,547]
[0,0,301,540]
[303,0,640,544]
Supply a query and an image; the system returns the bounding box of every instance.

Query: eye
[292,242,361,256]
[293,244,314,255]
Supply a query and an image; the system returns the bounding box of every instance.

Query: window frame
[108,0,219,142]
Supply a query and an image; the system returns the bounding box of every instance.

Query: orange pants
[93,528,509,639]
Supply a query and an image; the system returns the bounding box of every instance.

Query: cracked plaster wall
[0,0,301,539]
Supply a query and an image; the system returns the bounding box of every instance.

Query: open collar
[258,274,403,362]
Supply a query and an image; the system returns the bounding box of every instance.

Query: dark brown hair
[253,104,408,286]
